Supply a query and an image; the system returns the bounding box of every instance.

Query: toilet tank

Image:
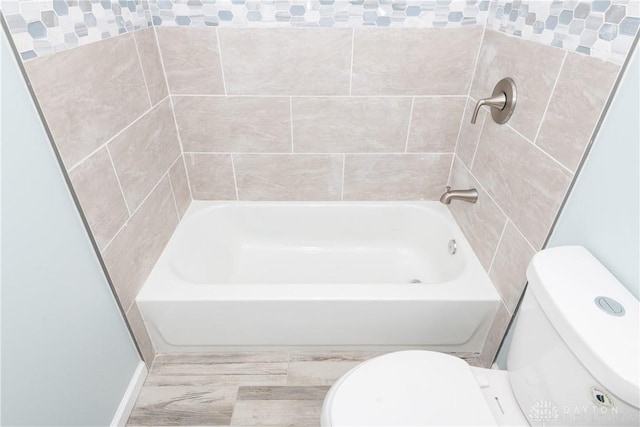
[507,246,639,426]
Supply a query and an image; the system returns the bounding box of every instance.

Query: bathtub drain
[410,279,422,284]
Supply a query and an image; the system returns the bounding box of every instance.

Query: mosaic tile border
[150,0,491,28]
[2,1,639,64]
[2,0,152,60]
[488,0,640,64]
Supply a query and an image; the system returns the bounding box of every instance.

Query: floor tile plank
[237,386,330,401]
[155,352,289,365]
[127,385,238,426]
[145,374,288,387]
[286,361,361,386]
[151,362,288,377]
[230,400,323,427]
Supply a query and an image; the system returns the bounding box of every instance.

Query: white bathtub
[137,201,500,353]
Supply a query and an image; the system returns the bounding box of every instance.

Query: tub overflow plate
[448,239,457,255]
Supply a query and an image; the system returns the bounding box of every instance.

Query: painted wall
[548,41,639,299]
[0,24,141,426]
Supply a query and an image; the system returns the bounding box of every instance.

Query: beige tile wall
[450,29,621,364]
[160,27,483,201]
[24,27,192,367]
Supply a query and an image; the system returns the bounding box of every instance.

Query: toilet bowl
[321,247,640,426]
[321,350,529,426]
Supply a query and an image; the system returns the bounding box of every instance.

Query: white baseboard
[111,361,147,427]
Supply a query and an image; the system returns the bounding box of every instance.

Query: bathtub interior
[167,202,467,285]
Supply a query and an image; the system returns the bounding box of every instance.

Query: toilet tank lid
[527,246,639,407]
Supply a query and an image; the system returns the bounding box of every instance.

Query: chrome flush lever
[471,77,517,125]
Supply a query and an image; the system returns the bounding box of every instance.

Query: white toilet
[321,246,640,426]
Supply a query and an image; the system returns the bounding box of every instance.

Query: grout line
[487,219,509,274]
[349,28,355,96]
[289,97,294,153]
[447,25,486,185]
[152,25,194,201]
[102,167,173,252]
[166,155,183,219]
[230,154,240,201]
[341,153,346,201]
[151,26,171,96]
[533,50,567,144]
[510,219,538,253]
[469,111,487,170]
[467,26,486,101]
[451,97,470,156]
[404,97,415,153]
[216,27,228,96]
[102,220,128,253]
[182,151,456,156]
[169,96,194,200]
[456,151,540,252]
[448,97,470,185]
[105,145,132,217]
[506,123,573,175]
[131,31,154,108]
[454,153,509,220]
[169,94,469,99]
[67,96,169,173]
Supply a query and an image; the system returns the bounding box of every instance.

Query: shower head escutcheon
[470,77,517,125]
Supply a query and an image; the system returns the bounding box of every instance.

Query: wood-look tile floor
[127,351,482,427]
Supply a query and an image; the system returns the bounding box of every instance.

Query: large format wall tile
[126,302,156,367]
[407,97,466,153]
[68,148,129,251]
[343,154,452,201]
[292,97,412,153]
[184,153,237,200]
[351,27,482,96]
[470,30,565,141]
[103,177,179,312]
[156,27,225,95]
[480,301,511,367]
[108,99,182,212]
[536,53,620,171]
[448,158,507,271]
[25,34,150,168]
[489,222,536,313]
[134,27,169,106]
[219,28,352,95]
[233,154,343,201]
[174,96,291,153]
[168,158,192,218]
[472,120,572,249]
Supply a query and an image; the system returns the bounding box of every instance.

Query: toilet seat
[322,350,498,426]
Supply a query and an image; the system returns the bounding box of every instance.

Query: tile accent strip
[4,1,639,64]
[2,0,152,61]
[2,0,491,62]
[488,0,640,64]
[150,0,490,28]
